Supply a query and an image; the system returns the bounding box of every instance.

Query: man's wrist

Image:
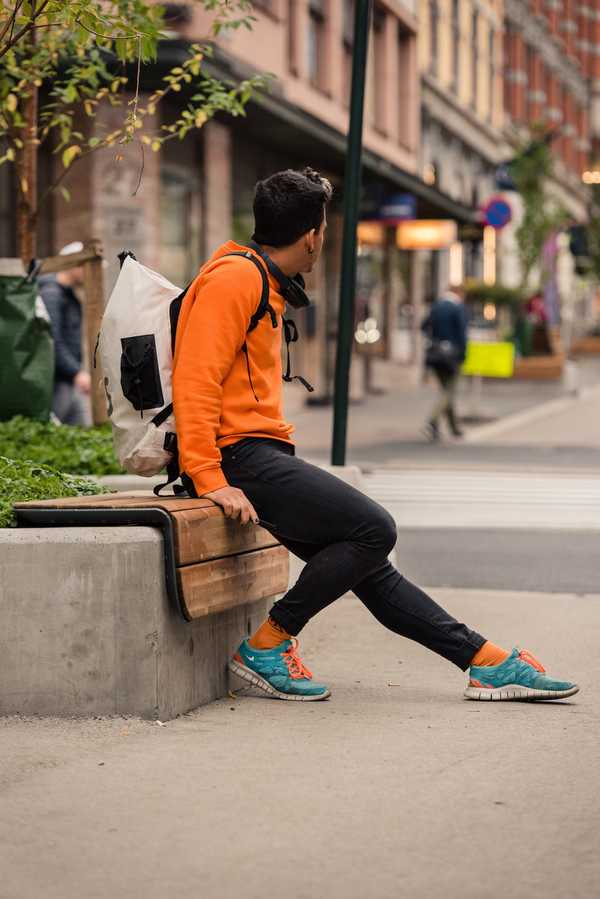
[189,466,229,497]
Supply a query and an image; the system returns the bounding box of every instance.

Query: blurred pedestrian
[422,285,468,440]
[39,242,91,426]
[526,291,553,356]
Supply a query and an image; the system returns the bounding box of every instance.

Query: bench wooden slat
[13,492,215,513]
[173,507,278,566]
[177,546,289,619]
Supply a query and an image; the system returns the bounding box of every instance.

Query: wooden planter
[570,336,600,357]
[512,352,565,381]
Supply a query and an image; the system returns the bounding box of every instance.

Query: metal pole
[331,0,372,466]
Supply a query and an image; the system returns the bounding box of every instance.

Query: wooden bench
[14,492,289,622]
[3,492,289,718]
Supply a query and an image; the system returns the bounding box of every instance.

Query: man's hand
[74,370,92,395]
[203,485,259,525]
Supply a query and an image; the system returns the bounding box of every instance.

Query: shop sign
[357,221,386,245]
[494,162,517,191]
[378,193,416,222]
[396,220,457,250]
[461,341,515,379]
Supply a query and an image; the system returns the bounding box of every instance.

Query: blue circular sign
[482,197,512,229]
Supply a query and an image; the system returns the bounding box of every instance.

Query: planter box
[512,353,565,381]
[0,525,275,720]
[570,336,600,356]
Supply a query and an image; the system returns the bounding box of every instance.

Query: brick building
[498,0,596,331]
[1,1,490,401]
[2,0,598,388]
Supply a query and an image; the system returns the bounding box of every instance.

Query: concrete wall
[0,527,268,720]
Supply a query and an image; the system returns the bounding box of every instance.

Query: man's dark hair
[252,167,333,247]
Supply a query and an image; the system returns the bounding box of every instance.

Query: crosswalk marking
[363,469,600,531]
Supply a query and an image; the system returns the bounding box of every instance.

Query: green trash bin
[0,271,54,421]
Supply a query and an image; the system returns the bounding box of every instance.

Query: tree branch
[0,0,51,59]
[0,0,24,47]
[75,16,153,40]
[38,132,122,208]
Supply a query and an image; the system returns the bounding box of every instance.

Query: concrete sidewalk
[1,588,598,899]
[467,382,600,447]
[287,357,600,463]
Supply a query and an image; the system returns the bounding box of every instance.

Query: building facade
[500,0,596,336]
[417,0,599,340]
[418,0,506,296]
[16,0,475,402]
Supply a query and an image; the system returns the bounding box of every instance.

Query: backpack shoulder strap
[152,251,274,497]
[224,251,273,332]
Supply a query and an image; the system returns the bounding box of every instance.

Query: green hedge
[0,456,108,528]
[464,281,525,310]
[0,416,121,476]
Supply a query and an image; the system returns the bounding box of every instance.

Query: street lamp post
[331,0,372,466]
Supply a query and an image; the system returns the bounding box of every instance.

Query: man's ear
[305,229,317,254]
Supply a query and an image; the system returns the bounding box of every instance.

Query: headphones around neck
[247,241,311,310]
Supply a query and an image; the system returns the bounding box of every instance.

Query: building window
[451,0,460,91]
[488,27,495,120]
[253,0,275,13]
[503,23,513,118]
[558,84,565,161]
[526,44,535,122]
[307,0,327,90]
[288,0,299,74]
[398,23,414,148]
[160,168,196,287]
[366,6,386,131]
[429,0,439,78]
[342,0,354,106]
[471,10,479,109]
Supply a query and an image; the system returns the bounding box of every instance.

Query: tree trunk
[16,57,38,264]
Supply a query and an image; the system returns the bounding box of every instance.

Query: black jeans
[218,437,486,670]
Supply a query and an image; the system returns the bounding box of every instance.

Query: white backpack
[97,250,274,486]
[97,254,183,478]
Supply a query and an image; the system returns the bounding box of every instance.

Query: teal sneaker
[229,638,331,701]
[465,647,579,701]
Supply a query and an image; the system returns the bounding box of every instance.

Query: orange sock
[471,641,510,667]
[249,617,291,650]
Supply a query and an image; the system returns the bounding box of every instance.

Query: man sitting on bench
[172,167,578,704]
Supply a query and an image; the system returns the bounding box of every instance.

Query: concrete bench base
[0,527,269,720]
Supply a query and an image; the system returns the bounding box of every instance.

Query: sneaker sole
[228,658,331,702]
[464,683,579,701]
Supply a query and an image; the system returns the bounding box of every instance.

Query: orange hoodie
[172,241,295,496]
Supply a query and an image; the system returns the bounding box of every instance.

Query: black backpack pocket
[120,334,164,413]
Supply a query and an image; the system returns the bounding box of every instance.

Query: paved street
[2,372,600,899]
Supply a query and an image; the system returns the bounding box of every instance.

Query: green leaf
[62,145,81,168]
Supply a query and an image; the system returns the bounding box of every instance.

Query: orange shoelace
[282,639,313,680]
[518,649,545,673]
